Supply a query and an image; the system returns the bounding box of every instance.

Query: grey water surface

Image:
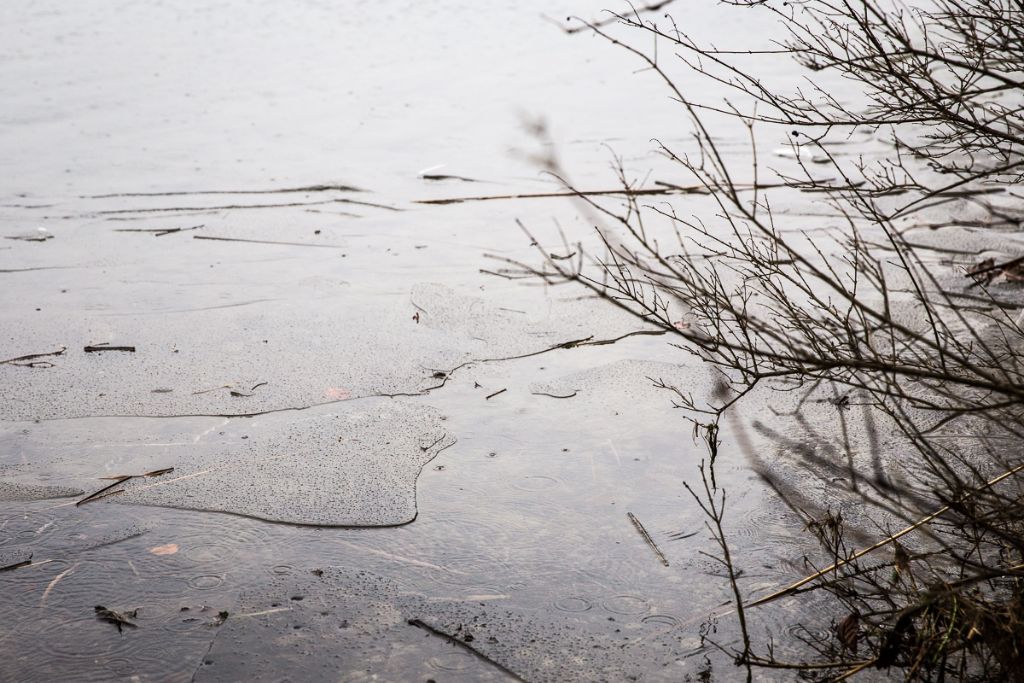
[0,2,852,680]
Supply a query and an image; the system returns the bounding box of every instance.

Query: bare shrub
[503,1,1024,679]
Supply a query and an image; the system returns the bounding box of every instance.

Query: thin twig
[627,512,670,566]
[407,619,529,682]
[747,462,1024,607]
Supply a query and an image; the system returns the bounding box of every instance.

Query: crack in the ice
[11,329,665,423]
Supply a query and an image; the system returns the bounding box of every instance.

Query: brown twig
[192,235,345,248]
[77,477,132,506]
[416,186,706,205]
[87,183,362,198]
[627,512,670,566]
[0,347,66,368]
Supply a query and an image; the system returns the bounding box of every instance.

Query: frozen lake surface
[0,2,862,680]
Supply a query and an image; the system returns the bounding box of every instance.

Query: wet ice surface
[193,566,699,683]
[117,400,455,526]
[0,276,640,421]
[0,356,810,681]
[0,1,869,681]
[0,480,81,502]
[529,359,693,404]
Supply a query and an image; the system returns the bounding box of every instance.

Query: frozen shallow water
[0,2,856,680]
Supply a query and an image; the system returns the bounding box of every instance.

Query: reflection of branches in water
[503,1,1024,678]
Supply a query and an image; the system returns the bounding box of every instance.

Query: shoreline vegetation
[512,1,1024,680]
